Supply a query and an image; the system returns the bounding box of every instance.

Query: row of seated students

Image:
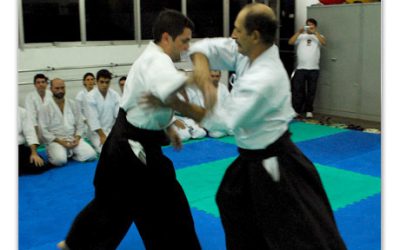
[18,69,232,176]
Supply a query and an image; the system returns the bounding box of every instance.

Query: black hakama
[64,109,201,250]
[216,131,347,250]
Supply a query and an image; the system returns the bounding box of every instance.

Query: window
[140,0,181,40]
[86,0,134,41]
[20,0,260,45]
[22,0,80,43]
[187,0,223,38]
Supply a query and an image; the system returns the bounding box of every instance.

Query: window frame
[18,0,256,49]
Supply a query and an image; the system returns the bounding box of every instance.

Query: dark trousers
[65,109,201,250]
[291,69,320,113]
[216,131,347,250]
[18,145,48,176]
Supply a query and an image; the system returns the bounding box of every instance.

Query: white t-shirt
[295,33,323,70]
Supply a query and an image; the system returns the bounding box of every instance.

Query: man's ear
[252,30,261,44]
[161,32,171,45]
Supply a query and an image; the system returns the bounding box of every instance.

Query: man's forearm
[170,98,207,123]
[315,31,326,45]
[288,32,300,45]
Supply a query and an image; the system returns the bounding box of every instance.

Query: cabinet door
[360,3,381,119]
[308,5,363,116]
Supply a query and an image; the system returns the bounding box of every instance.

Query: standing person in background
[75,72,96,138]
[38,78,97,167]
[118,76,127,94]
[144,3,345,249]
[84,69,120,153]
[57,9,208,250]
[18,106,49,175]
[25,73,52,141]
[288,18,326,119]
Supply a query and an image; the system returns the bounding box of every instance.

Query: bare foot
[57,240,70,250]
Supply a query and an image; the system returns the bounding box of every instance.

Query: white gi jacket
[38,98,84,144]
[24,90,53,127]
[75,89,91,120]
[18,107,39,146]
[84,88,120,133]
[120,41,187,130]
[189,38,296,149]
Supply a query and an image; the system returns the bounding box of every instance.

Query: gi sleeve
[25,93,38,127]
[188,38,238,71]
[20,108,39,146]
[147,54,187,103]
[84,94,102,132]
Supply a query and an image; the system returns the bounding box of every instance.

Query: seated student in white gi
[38,78,97,166]
[75,72,96,137]
[172,85,207,141]
[207,70,234,138]
[18,106,49,175]
[83,69,120,153]
[25,73,53,141]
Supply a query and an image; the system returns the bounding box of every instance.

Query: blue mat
[335,194,381,250]
[19,122,381,250]
[162,139,238,169]
[296,131,380,173]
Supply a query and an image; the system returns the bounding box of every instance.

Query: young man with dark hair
[57,9,204,250]
[146,3,345,249]
[289,18,327,118]
[25,73,52,141]
[84,69,120,153]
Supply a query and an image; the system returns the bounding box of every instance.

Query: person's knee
[49,154,68,166]
[209,130,226,138]
[191,128,207,139]
[82,150,97,162]
[74,145,97,162]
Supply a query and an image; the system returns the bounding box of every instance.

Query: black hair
[152,9,194,43]
[119,76,127,82]
[306,18,318,26]
[244,6,277,45]
[33,73,48,84]
[96,69,112,80]
[83,72,95,81]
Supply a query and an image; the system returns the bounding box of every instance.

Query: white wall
[17,41,229,107]
[18,43,147,106]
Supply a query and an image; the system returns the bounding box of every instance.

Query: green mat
[289,122,347,142]
[215,122,347,145]
[177,159,381,217]
[315,163,381,210]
